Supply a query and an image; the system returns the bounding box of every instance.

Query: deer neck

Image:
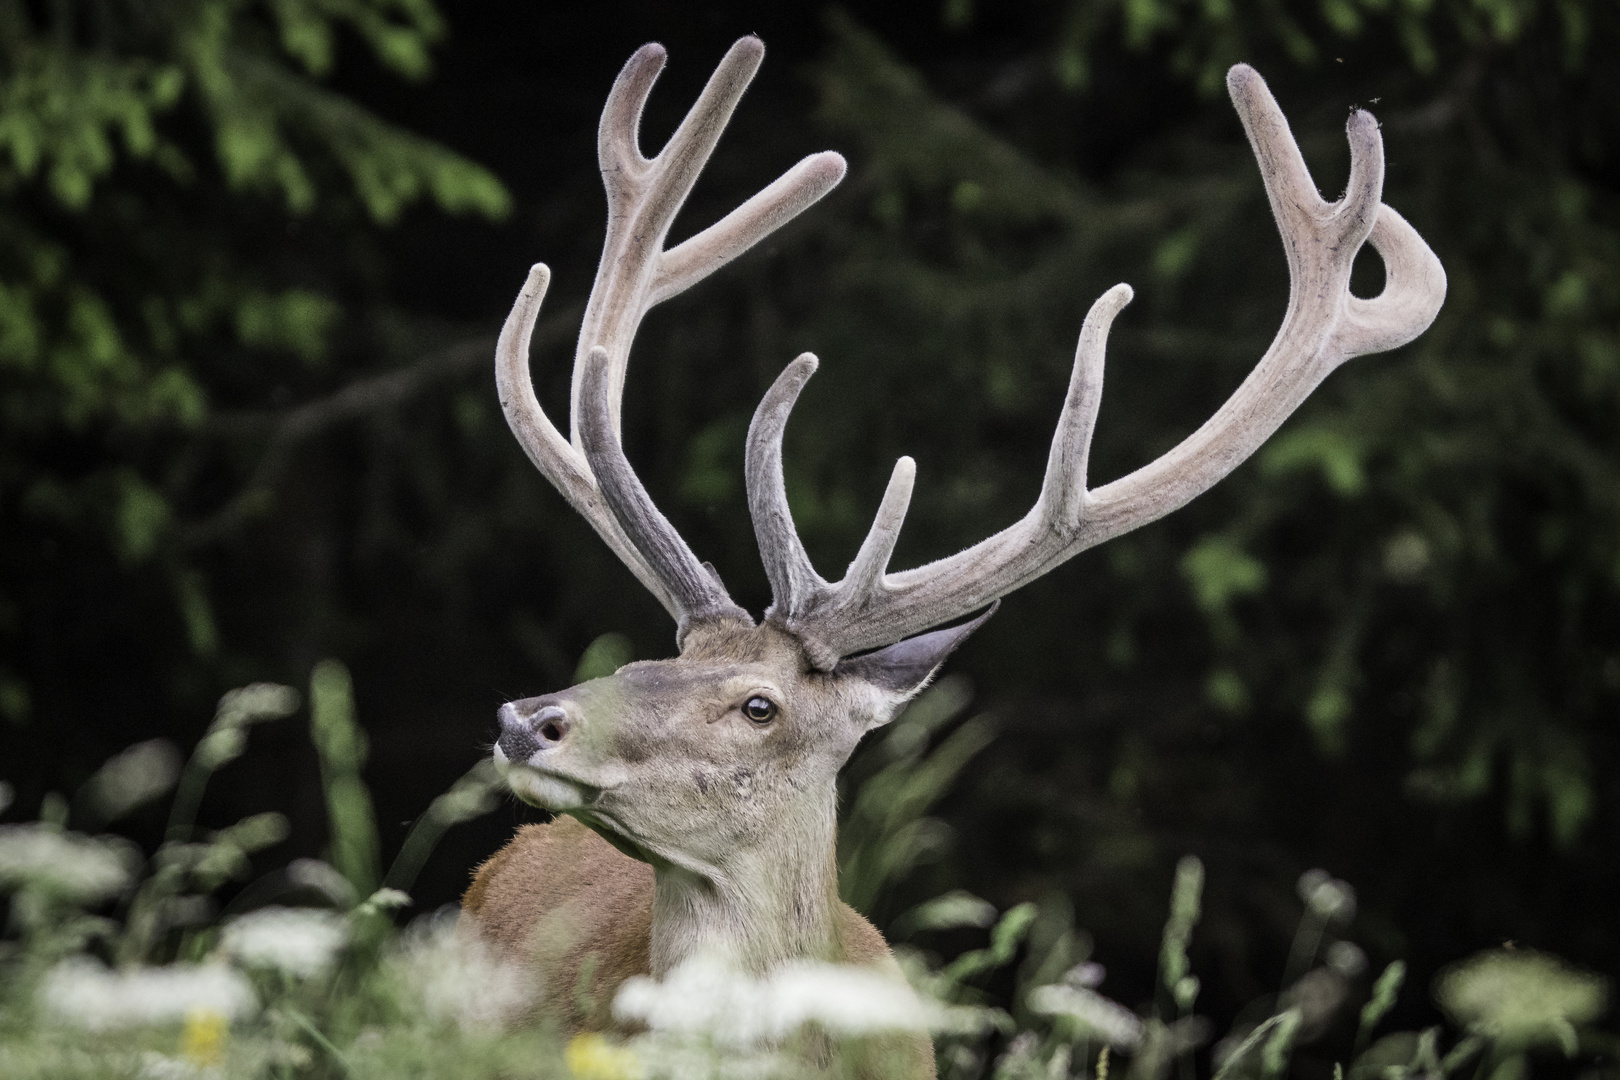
[648,787,840,977]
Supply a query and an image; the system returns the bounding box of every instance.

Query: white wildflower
[1296,869,1356,923]
[140,1051,216,1079]
[283,857,358,908]
[364,887,413,909]
[81,740,181,824]
[614,955,932,1049]
[214,683,300,730]
[40,958,256,1031]
[0,823,137,904]
[1326,940,1367,978]
[1027,983,1144,1050]
[897,890,998,934]
[193,728,246,772]
[353,886,413,919]
[220,906,350,979]
[1063,961,1106,988]
[1436,948,1608,1054]
[387,912,535,1031]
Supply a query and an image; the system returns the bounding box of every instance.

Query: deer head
[488,37,1444,974]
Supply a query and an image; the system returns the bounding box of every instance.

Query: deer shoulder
[464,815,929,1074]
[463,817,653,1031]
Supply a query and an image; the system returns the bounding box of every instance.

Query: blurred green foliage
[0,0,507,722]
[309,660,378,898]
[839,674,994,918]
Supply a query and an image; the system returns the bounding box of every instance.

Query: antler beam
[748,63,1447,668]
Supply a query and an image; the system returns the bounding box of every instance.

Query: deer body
[463,818,907,1033]
[461,33,1445,1074]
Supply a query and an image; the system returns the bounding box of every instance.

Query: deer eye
[743,696,777,724]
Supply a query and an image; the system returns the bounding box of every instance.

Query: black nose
[496,701,571,762]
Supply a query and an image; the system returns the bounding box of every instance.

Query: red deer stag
[462,34,1445,1074]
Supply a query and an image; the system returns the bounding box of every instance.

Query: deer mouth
[494,752,658,865]
[497,759,599,812]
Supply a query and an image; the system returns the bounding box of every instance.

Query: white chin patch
[503,765,586,811]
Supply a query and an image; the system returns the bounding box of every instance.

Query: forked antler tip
[629,42,668,68]
[751,354,819,435]
[1344,108,1383,177]
[497,263,552,375]
[1077,284,1132,357]
[1224,63,1290,141]
[1340,108,1385,217]
[804,151,850,192]
[1225,63,1262,99]
[707,35,765,88]
[614,43,667,97]
[729,35,765,61]
[602,46,669,167]
[1097,282,1133,314]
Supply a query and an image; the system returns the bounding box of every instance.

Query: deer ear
[834,602,996,707]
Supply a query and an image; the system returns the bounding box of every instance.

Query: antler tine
[495,264,685,618]
[654,151,847,304]
[598,43,666,180]
[1037,284,1127,533]
[842,456,916,599]
[746,355,920,669]
[754,64,1444,666]
[499,39,847,639]
[746,353,829,615]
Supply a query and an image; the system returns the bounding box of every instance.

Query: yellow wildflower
[180,1008,228,1067]
[566,1033,644,1080]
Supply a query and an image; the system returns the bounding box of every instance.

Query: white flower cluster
[80,739,181,825]
[0,823,137,904]
[1297,869,1356,924]
[141,1051,217,1080]
[614,955,932,1049]
[220,906,351,979]
[1436,948,1609,1054]
[39,958,256,1031]
[214,683,301,729]
[386,912,536,1031]
[1026,983,1144,1049]
[896,890,998,935]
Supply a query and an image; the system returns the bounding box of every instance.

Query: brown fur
[463,817,935,1075]
[463,817,654,1031]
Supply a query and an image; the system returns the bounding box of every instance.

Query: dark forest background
[1,0,1616,1048]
